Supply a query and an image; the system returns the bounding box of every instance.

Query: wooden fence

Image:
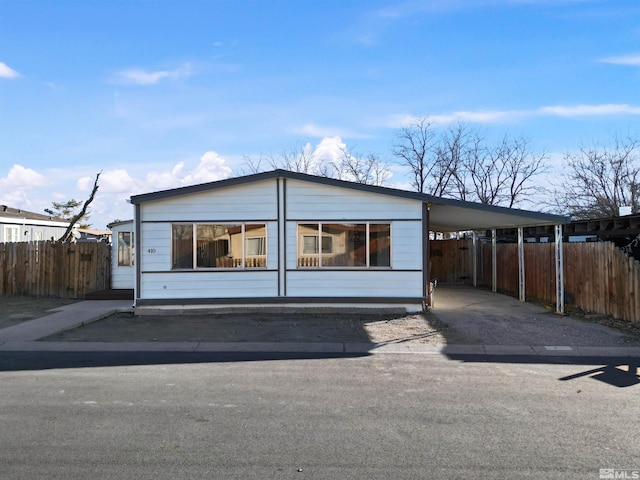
[429,239,473,284]
[0,241,111,298]
[431,239,640,323]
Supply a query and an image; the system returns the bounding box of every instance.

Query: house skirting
[133,296,426,314]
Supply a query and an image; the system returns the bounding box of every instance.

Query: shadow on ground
[0,351,370,372]
[2,287,639,388]
[442,352,640,388]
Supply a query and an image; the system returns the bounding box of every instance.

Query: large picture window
[297,223,391,268]
[172,223,267,269]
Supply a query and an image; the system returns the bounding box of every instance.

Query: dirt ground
[4,291,640,346]
[42,310,471,345]
[0,296,78,330]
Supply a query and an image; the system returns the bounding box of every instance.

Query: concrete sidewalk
[0,298,639,357]
[0,300,133,343]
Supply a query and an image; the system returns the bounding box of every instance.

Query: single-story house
[125,170,567,312]
[0,205,70,242]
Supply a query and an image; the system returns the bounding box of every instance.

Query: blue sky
[1,0,640,229]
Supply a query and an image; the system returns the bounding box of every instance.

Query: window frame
[171,222,267,270]
[296,222,391,269]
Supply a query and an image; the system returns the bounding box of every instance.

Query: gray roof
[0,205,69,224]
[129,169,568,232]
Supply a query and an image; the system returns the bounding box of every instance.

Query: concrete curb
[0,340,638,357]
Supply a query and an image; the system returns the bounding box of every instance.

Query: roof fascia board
[0,216,70,227]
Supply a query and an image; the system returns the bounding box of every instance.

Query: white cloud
[310,136,346,171]
[78,170,137,194]
[292,123,371,139]
[145,162,186,190]
[0,164,49,188]
[537,104,640,116]
[294,123,340,137]
[386,103,640,128]
[113,63,193,85]
[0,190,31,208]
[181,151,233,185]
[430,110,522,124]
[599,54,640,66]
[385,110,522,128]
[0,152,236,229]
[0,62,20,79]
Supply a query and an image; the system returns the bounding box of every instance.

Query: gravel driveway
[431,286,640,346]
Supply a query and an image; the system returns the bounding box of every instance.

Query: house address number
[147,248,156,253]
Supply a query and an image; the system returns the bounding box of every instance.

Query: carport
[426,197,569,313]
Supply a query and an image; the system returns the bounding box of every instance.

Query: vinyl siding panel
[286,271,422,297]
[285,180,422,220]
[390,222,423,270]
[140,180,277,222]
[139,223,172,271]
[140,271,278,299]
[0,223,68,242]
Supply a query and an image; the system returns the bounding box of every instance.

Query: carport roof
[130,169,568,232]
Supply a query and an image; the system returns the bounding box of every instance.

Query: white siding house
[0,205,69,242]
[128,170,567,312]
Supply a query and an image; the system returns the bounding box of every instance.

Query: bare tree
[58,172,101,243]
[501,136,548,208]
[332,146,391,186]
[392,117,437,193]
[559,134,640,219]
[240,154,265,174]
[434,121,476,198]
[393,119,547,206]
[269,143,315,173]
[463,135,547,207]
[242,143,317,176]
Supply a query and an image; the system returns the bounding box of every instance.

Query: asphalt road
[1,352,639,479]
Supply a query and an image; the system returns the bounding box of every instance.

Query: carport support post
[472,231,477,288]
[491,229,497,293]
[518,227,525,302]
[555,224,565,315]
[423,202,432,308]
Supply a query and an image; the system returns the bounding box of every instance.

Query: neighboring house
[77,228,112,243]
[126,170,567,312]
[0,205,70,242]
[108,220,135,290]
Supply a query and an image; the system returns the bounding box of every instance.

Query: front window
[117,232,134,266]
[172,223,266,269]
[297,223,391,268]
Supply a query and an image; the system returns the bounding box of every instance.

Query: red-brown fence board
[0,241,110,299]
